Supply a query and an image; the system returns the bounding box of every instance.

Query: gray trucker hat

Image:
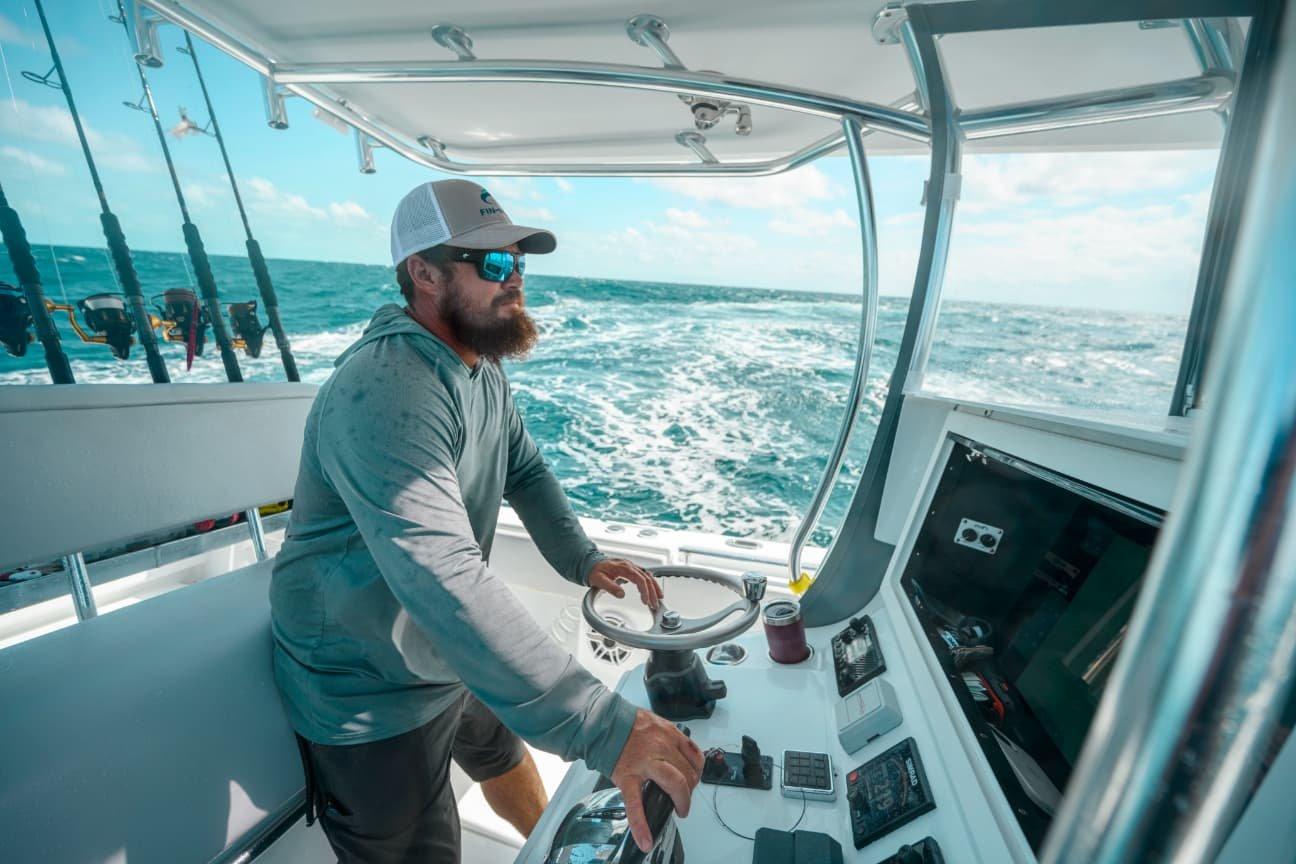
[390,179,557,267]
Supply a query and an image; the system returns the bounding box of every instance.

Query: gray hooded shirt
[270,304,636,778]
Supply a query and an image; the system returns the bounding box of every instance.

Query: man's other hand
[611,709,704,852]
[587,559,663,610]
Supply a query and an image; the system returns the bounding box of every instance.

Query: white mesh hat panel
[390,183,451,266]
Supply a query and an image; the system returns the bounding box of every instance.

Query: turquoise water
[1,244,1186,544]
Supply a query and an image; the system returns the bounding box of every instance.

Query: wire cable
[705,753,809,844]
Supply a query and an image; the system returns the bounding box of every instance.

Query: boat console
[518,401,1180,864]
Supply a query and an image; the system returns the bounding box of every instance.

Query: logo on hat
[479,187,501,216]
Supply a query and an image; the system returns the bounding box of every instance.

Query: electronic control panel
[832,615,886,697]
[846,737,937,850]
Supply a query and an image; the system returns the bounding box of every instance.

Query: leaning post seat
[0,383,316,862]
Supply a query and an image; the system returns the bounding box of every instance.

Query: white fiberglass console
[517,402,1185,864]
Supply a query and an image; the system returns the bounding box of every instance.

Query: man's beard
[440,276,538,362]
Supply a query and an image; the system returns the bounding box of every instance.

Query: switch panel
[832,615,886,697]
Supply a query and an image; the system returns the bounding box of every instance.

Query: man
[270,179,702,863]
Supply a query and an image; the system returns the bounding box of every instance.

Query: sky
[0,3,1222,315]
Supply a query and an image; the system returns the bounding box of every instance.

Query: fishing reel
[152,288,208,357]
[44,292,137,360]
[227,300,268,358]
[0,282,34,357]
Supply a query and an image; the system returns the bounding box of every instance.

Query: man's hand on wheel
[587,558,663,610]
[611,709,704,852]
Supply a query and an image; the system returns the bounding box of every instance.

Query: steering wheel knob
[661,610,682,630]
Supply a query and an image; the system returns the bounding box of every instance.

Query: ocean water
[2,244,1186,545]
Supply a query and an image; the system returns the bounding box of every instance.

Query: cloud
[554,178,573,193]
[247,177,326,220]
[664,208,709,229]
[2,146,65,176]
[246,179,382,232]
[0,13,32,44]
[961,150,1219,212]
[943,198,1210,311]
[768,207,855,237]
[327,200,379,226]
[652,164,841,211]
[0,98,154,173]
[479,177,544,202]
[884,211,923,227]
[182,180,228,209]
[511,205,556,222]
[590,218,758,268]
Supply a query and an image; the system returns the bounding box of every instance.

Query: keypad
[781,750,836,801]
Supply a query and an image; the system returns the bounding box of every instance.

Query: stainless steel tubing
[676,131,718,164]
[1043,8,1296,861]
[900,19,961,391]
[139,0,271,75]
[960,73,1233,140]
[787,114,879,588]
[245,508,268,562]
[635,23,686,69]
[271,60,929,139]
[1184,18,1239,75]
[290,83,850,177]
[63,553,97,621]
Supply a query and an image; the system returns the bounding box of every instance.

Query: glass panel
[918,17,1240,418]
[922,141,1222,416]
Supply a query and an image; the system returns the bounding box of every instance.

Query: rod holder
[261,75,290,129]
[430,25,476,61]
[126,1,166,67]
[356,130,382,174]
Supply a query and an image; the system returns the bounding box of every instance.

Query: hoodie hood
[334,303,470,373]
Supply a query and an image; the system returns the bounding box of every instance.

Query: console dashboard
[517,403,1184,864]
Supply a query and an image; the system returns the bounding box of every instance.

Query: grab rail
[1042,3,1296,860]
[786,114,880,590]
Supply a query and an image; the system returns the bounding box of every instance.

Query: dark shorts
[295,691,527,864]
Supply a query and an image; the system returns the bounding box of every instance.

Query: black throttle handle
[621,780,674,864]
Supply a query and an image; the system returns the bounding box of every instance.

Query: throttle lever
[621,724,689,864]
[621,780,673,864]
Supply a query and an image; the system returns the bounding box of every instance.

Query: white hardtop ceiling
[170,0,1230,168]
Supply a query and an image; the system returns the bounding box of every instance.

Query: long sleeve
[314,371,635,776]
[503,392,606,586]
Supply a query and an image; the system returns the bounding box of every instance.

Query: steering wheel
[582,565,767,652]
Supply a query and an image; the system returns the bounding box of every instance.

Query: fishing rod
[29,0,170,383]
[0,181,101,616]
[112,0,243,383]
[179,30,300,381]
[0,182,75,384]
